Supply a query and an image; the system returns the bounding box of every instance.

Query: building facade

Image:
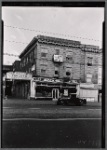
[2,65,13,98]
[19,35,102,83]
[12,60,21,72]
[10,35,102,100]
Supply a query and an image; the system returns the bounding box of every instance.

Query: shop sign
[53,55,63,62]
[33,77,62,83]
[6,72,32,80]
[80,83,94,88]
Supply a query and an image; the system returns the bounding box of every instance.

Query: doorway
[52,88,59,101]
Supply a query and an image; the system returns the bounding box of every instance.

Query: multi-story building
[19,35,82,81]
[12,60,21,72]
[80,44,102,84]
[19,35,102,83]
[10,35,102,100]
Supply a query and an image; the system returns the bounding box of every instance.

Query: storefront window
[36,86,52,97]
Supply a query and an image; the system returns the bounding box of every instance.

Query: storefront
[4,73,78,100]
[30,77,78,100]
[77,83,99,102]
[5,72,32,99]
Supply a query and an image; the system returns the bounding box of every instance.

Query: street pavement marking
[2,117,101,121]
[3,107,40,109]
[60,108,73,109]
[28,108,40,109]
[3,107,13,109]
[3,107,101,110]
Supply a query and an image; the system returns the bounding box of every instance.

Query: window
[56,49,60,55]
[22,60,24,67]
[41,49,48,58]
[65,67,72,77]
[23,59,25,66]
[31,51,34,62]
[26,57,28,63]
[86,74,92,83]
[41,69,46,75]
[66,52,73,63]
[94,58,98,64]
[66,56,72,61]
[54,66,59,76]
[29,68,31,73]
[87,57,93,66]
[66,71,71,76]
[41,52,47,57]
[55,70,58,75]
[25,58,26,65]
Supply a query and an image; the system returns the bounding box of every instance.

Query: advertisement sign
[33,77,62,83]
[6,72,32,80]
[53,55,63,62]
[80,83,94,88]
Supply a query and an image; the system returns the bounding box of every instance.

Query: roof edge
[19,37,37,59]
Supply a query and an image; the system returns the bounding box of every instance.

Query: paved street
[2,98,102,119]
[2,119,101,148]
[1,98,103,148]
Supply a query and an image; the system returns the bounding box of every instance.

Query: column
[30,79,36,99]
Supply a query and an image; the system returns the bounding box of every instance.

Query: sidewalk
[87,101,102,107]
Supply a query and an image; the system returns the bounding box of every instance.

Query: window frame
[87,57,93,66]
[41,52,47,58]
[55,49,60,55]
[41,69,46,75]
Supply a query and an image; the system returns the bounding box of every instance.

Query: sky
[2,7,104,65]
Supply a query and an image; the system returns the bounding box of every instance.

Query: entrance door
[52,88,59,101]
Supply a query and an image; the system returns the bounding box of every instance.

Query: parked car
[57,94,87,106]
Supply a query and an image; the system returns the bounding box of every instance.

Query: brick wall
[20,44,37,73]
[84,51,101,84]
[18,36,102,84]
[36,43,81,80]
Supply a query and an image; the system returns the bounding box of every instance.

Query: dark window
[41,69,46,74]
[29,53,32,62]
[29,51,33,62]
[55,70,58,75]
[56,49,60,55]
[66,71,71,76]
[87,57,93,66]
[41,53,47,57]
[25,58,26,66]
[66,56,72,62]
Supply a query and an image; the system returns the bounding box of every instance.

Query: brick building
[11,35,102,100]
[80,44,102,84]
[19,35,102,83]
